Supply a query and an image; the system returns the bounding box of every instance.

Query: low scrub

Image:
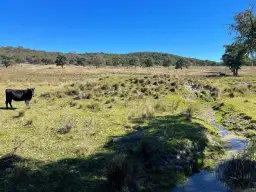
[56,119,75,134]
[86,102,101,111]
[184,103,199,121]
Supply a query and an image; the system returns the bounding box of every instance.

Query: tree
[112,55,121,67]
[55,54,67,68]
[15,57,24,64]
[76,57,86,66]
[69,58,75,65]
[92,55,105,68]
[144,57,154,68]
[175,58,187,70]
[230,7,256,58]
[129,56,140,68]
[0,55,12,68]
[155,59,163,66]
[41,58,53,65]
[222,44,248,76]
[106,58,113,66]
[163,57,173,68]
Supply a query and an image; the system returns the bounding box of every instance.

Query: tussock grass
[0,65,255,191]
[217,139,256,190]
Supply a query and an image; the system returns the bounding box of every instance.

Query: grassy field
[0,65,255,191]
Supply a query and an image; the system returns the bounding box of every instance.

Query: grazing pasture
[0,65,255,191]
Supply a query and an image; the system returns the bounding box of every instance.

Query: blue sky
[0,0,249,61]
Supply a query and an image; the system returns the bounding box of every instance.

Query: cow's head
[28,88,35,96]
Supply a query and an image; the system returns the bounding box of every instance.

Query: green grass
[0,68,255,191]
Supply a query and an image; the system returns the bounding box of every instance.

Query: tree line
[0,46,221,68]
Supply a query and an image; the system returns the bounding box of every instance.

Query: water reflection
[172,122,248,192]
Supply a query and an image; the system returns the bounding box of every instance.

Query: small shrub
[141,105,155,119]
[154,100,168,112]
[154,94,159,99]
[113,83,119,91]
[57,120,74,134]
[158,79,165,84]
[213,102,224,110]
[170,99,181,112]
[139,79,145,84]
[69,100,77,107]
[201,90,207,95]
[146,80,151,85]
[233,86,248,95]
[86,102,101,111]
[229,91,235,98]
[63,86,80,96]
[81,92,93,99]
[55,90,66,98]
[105,98,115,104]
[133,79,139,84]
[120,83,126,87]
[78,83,86,91]
[101,84,110,90]
[141,87,148,93]
[185,103,199,121]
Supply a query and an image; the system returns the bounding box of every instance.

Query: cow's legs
[5,100,8,109]
[5,94,9,109]
[25,100,30,107]
[6,97,12,109]
[6,99,13,109]
[9,100,13,109]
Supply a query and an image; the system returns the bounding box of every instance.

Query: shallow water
[172,108,248,192]
[172,134,248,192]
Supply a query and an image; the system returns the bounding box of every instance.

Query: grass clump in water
[217,139,256,191]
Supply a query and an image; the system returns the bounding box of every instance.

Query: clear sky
[0,0,249,61]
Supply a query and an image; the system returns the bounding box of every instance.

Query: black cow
[5,88,35,109]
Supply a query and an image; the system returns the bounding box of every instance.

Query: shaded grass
[0,113,223,192]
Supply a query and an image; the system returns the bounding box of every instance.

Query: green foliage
[0,55,12,68]
[128,56,140,68]
[92,55,105,68]
[222,44,248,76]
[175,58,188,70]
[144,57,154,67]
[0,46,221,67]
[163,56,173,68]
[55,54,67,68]
[230,7,256,57]
[76,57,86,66]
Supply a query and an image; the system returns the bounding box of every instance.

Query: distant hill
[0,46,221,67]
